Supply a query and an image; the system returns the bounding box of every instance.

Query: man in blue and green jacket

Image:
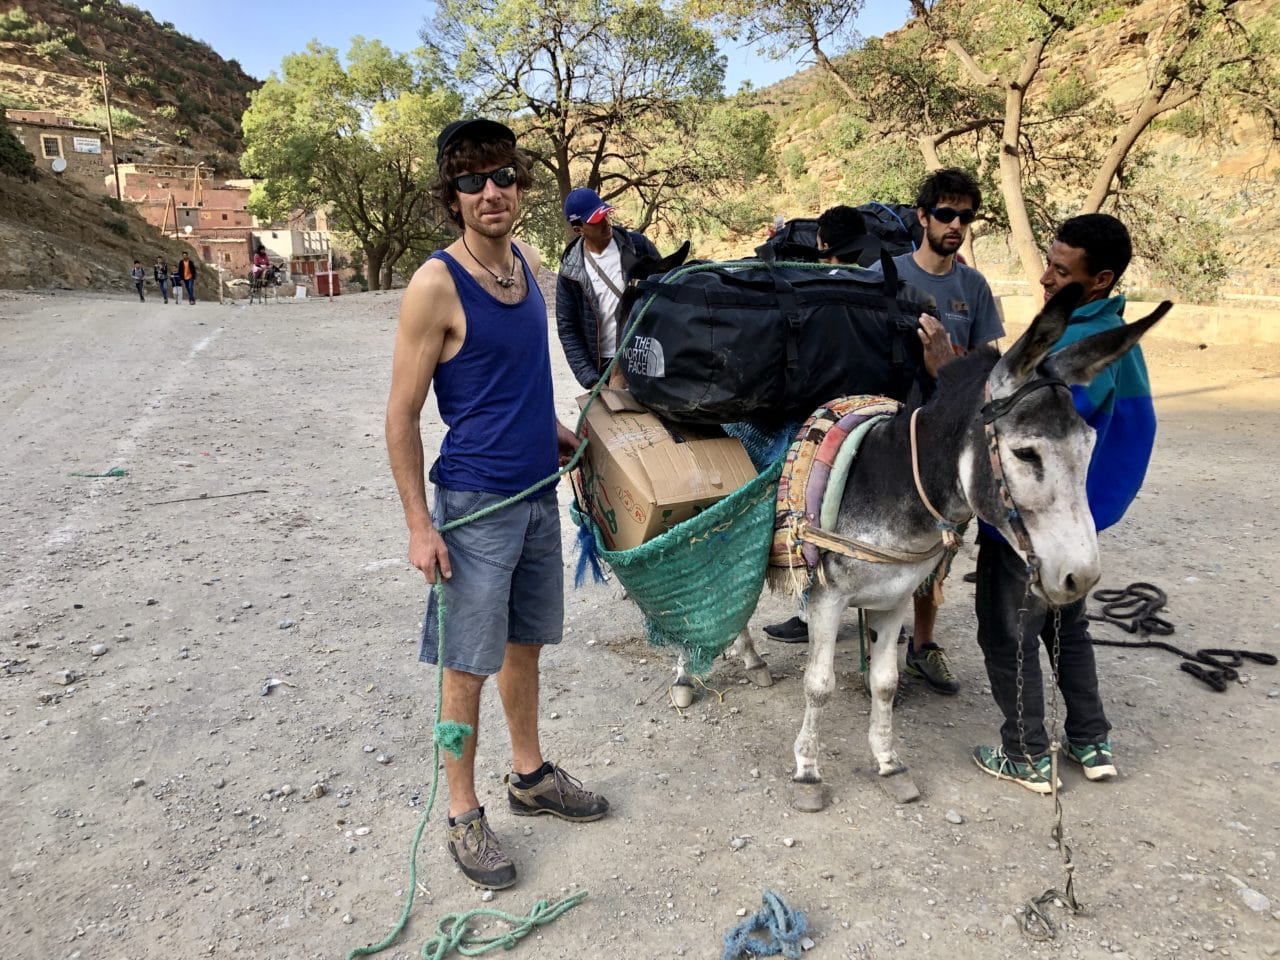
[973,213,1156,794]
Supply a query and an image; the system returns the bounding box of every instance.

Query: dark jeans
[134,280,145,302]
[157,278,169,302]
[183,278,195,303]
[974,530,1110,761]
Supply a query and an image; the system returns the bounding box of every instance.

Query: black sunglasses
[929,206,977,225]
[453,165,517,194]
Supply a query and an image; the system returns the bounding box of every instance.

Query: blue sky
[131,1,911,92]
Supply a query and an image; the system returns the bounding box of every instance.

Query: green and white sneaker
[972,745,1060,795]
[1067,741,1117,781]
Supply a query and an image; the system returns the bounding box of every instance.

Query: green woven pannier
[571,456,783,675]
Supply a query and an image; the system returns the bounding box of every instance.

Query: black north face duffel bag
[620,253,933,425]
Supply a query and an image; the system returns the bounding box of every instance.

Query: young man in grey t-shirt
[875,168,1003,695]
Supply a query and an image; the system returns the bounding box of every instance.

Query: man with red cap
[555,187,659,388]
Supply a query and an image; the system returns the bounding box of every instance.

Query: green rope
[345,582,587,959]
[419,892,588,959]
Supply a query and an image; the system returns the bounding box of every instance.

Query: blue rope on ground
[721,890,809,960]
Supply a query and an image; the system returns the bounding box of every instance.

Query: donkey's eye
[1012,448,1041,465]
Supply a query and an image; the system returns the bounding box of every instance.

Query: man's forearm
[386,413,432,532]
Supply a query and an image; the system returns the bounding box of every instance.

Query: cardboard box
[575,389,759,551]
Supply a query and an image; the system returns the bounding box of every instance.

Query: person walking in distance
[179,252,197,305]
[130,260,145,302]
[154,256,170,304]
[385,118,608,891]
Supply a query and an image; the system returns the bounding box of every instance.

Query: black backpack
[758,218,821,262]
[759,206,920,268]
[856,202,921,260]
[621,252,934,426]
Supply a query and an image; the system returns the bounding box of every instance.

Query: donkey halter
[980,376,1070,578]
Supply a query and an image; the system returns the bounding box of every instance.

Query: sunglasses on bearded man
[929,207,977,225]
[452,165,518,194]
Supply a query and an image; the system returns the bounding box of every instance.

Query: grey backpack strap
[586,252,625,301]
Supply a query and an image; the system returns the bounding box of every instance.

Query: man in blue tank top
[385,118,608,891]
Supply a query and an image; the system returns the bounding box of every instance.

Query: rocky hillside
[0,0,258,170]
[0,165,219,297]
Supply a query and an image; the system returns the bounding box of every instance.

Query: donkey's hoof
[791,779,828,813]
[746,664,774,688]
[669,682,695,709]
[876,767,921,804]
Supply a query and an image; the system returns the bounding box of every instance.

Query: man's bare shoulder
[400,255,459,332]
[514,238,542,275]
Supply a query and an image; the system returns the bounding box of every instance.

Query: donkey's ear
[662,240,691,272]
[1042,301,1171,386]
[989,283,1083,396]
[628,240,691,285]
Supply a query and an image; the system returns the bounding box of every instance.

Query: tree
[1078,0,1277,212]
[686,0,865,98]
[0,123,37,181]
[908,0,1278,290]
[240,39,460,290]
[704,0,1277,297]
[424,0,771,243]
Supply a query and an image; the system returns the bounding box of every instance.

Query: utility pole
[98,62,122,203]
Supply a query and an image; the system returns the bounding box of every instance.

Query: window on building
[41,136,62,159]
[221,213,228,221]
[222,253,232,263]
[201,246,212,262]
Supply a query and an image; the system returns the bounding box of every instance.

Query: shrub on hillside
[0,7,52,42]
[80,106,143,135]
[0,123,37,181]
[104,216,130,237]
[34,37,68,59]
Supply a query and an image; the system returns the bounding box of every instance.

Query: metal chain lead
[1021,605,1082,941]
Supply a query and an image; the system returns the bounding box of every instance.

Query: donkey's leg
[865,603,920,803]
[792,586,844,812]
[728,628,773,688]
[670,652,695,709]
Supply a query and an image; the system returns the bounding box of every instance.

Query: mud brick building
[3,108,114,196]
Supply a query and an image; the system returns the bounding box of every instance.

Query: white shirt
[584,239,623,358]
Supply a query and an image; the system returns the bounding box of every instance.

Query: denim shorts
[418,486,563,675]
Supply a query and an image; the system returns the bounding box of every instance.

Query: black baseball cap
[435,118,517,168]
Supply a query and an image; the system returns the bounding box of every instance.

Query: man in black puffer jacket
[555,187,660,388]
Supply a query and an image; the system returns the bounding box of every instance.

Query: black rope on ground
[1087,582,1276,691]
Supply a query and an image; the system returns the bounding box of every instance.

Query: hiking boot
[972,745,1060,795]
[445,807,516,890]
[763,615,809,644]
[506,763,609,821]
[904,642,960,694]
[1067,740,1117,781]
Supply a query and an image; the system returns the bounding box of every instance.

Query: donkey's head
[962,284,1168,606]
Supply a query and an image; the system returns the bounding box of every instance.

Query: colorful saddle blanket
[770,395,902,591]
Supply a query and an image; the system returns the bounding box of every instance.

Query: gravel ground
[1,286,1277,960]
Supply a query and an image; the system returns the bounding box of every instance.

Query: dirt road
[2,288,1277,960]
